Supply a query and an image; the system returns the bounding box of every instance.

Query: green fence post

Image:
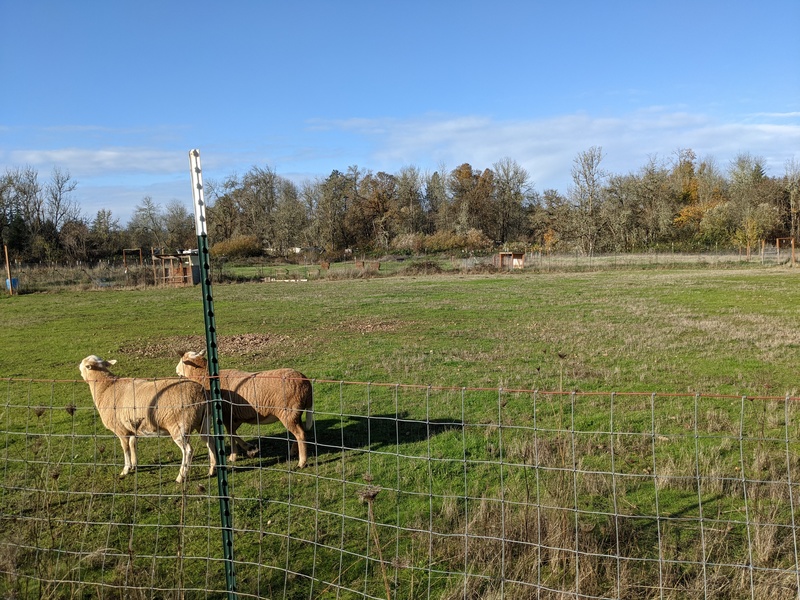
[189,149,238,599]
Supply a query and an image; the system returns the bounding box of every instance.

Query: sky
[1,0,799,225]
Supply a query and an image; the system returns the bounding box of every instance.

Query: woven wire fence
[2,377,800,599]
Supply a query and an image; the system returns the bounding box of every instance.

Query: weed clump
[401,261,444,275]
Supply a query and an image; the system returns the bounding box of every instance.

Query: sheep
[79,355,217,483]
[175,350,313,468]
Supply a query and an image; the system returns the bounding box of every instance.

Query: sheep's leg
[118,435,134,478]
[227,422,255,462]
[227,422,241,462]
[285,422,308,468]
[232,424,258,459]
[128,436,138,473]
[201,413,217,477]
[243,436,259,459]
[172,434,194,484]
[222,417,241,462]
[202,433,217,477]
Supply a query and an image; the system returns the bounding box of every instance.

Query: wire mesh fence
[2,377,800,599]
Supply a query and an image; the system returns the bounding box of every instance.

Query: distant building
[495,251,525,270]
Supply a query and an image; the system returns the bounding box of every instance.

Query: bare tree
[9,166,44,234]
[60,219,90,261]
[449,163,495,237]
[528,188,571,252]
[569,147,607,256]
[347,171,398,250]
[493,157,532,244]
[237,166,279,247]
[316,170,352,252]
[163,200,195,250]
[728,153,784,244]
[45,167,80,231]
[423,166,451,234]
[273,178,307,255]
[602,174,639,251]
[784,158,800,241]
[300,179,323,247]
[635,157,676,246]
[396,166,424,235]
[128,197,166,249]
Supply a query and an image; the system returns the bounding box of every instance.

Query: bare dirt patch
[119,333,291,358]
[328,317,404,335]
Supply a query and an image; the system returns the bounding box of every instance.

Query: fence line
[8,245,797,292]
[2,377,800,599]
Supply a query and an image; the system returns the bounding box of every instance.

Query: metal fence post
[189,149,238,599]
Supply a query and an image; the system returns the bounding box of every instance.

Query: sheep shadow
[227,412,462,470]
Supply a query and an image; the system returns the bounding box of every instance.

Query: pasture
[2,264,800,598]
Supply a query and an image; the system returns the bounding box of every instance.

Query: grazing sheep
[79,355,217,483]
[175,350,314,468]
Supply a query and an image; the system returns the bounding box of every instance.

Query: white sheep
[175,350,314,468]
[79,355,217,483]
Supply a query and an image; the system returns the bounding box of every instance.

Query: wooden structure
[151,249,200,286]
[495,251,525,270]
[4,243,13,296]
[122,248,143,270]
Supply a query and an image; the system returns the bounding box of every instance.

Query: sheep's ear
[106,359,117,367]
[198,349,206,357]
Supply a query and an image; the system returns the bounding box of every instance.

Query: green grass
[3,265,799,395]
[2,265,800,598]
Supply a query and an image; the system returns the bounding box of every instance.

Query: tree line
[2,148,799,264]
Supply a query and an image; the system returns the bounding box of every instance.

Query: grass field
[2,263,800,598]
[2,262,799,395]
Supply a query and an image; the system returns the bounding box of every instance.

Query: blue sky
[2,0,799,225]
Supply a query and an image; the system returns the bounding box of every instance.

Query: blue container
[5,278,18,291]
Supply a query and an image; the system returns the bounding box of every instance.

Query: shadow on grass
[227,413,462,470]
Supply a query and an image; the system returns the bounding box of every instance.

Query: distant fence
[2,378,800,599]
[5,245,797,292]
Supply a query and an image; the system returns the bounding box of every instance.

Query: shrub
[423,231,463,253]
[401,260,444,275]
[422,229,493,253]
[390,233,425,254]
[464,228,492,251]
[210,236,262,259]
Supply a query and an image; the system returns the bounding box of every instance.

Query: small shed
[495,251,525,270]
[151,249,200,286]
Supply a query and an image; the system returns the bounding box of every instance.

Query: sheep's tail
[303,387,314,432]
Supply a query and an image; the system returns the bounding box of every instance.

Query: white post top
[189,149,208,236]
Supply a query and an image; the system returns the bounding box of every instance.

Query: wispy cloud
[3,108,799,225]
[7,147,184,177]
[750,112,800,119]
[319,108,800,188]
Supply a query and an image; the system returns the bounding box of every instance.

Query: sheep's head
[176,350,207,378]
[79,355,117,381]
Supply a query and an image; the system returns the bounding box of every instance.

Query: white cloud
[750,112,800,119]
[319,108,800,190]
[7,147,184,177]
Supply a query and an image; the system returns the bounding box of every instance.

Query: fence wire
[2,377,800,599]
